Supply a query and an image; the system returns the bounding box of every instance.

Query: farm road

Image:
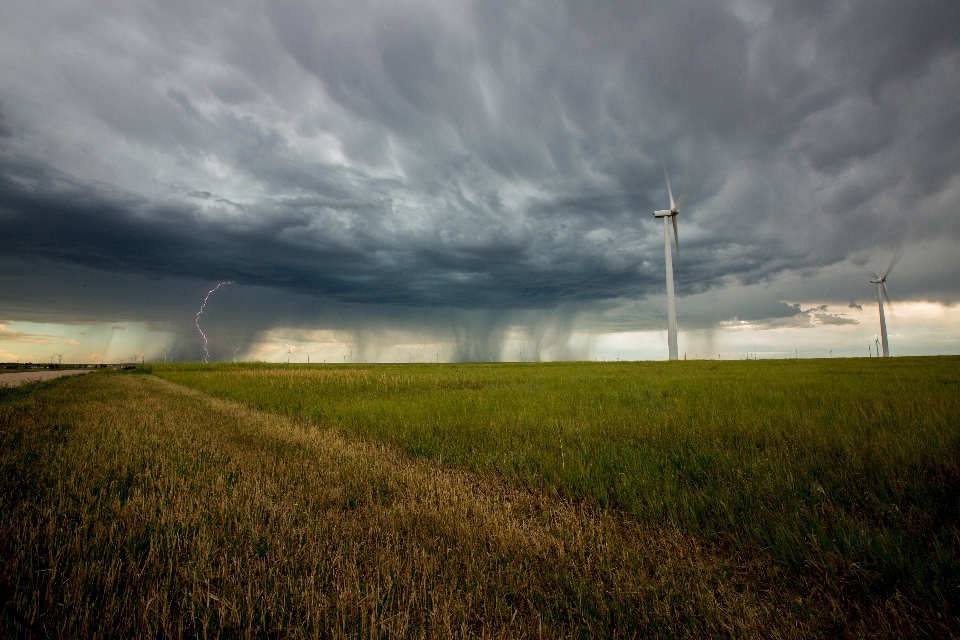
[0,369,93,387]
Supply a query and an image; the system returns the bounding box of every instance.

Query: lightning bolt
[196,281,233,363]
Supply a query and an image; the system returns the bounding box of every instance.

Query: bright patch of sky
[0,322,174,364]
[4,301,955,364]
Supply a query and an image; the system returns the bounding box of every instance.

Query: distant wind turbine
[869,248,902,357]
[653,166,683,360]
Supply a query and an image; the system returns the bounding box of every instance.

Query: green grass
[153,357,960,612]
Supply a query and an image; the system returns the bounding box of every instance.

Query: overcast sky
[1,0,959,363]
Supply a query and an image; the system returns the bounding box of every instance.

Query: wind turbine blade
[882,282,894,315]
[671,214,680,272]
[883,244,903,279]
[664,165,675,211]
[675,168,700,212]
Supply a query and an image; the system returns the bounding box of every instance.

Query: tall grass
[153,358,960,611]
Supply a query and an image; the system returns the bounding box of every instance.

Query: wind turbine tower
[653,167,682,360]
[869,250,901,357]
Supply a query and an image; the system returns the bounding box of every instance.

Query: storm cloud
[1,0,959,359]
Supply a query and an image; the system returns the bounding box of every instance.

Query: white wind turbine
[869,249,901,358]
[653,167,682,360]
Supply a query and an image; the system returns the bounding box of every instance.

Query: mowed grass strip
[153,358,960,619]
[0,371,856,637]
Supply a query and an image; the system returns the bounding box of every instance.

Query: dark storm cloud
[0,151,659,308]
[1,0,959,330]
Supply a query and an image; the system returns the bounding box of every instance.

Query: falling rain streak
[196,281,233,363]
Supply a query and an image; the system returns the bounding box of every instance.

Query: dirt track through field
[0,369,93,387]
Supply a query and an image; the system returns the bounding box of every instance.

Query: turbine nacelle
[653,209,676,218]
[870,278,885,284]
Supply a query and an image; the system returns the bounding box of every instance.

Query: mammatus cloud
[0,0,959,359]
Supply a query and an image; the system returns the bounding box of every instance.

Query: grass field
[2,358,959,636]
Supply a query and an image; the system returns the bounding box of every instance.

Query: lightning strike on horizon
[196,281,233,363]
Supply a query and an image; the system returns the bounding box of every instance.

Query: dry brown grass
[1,372,953,637]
